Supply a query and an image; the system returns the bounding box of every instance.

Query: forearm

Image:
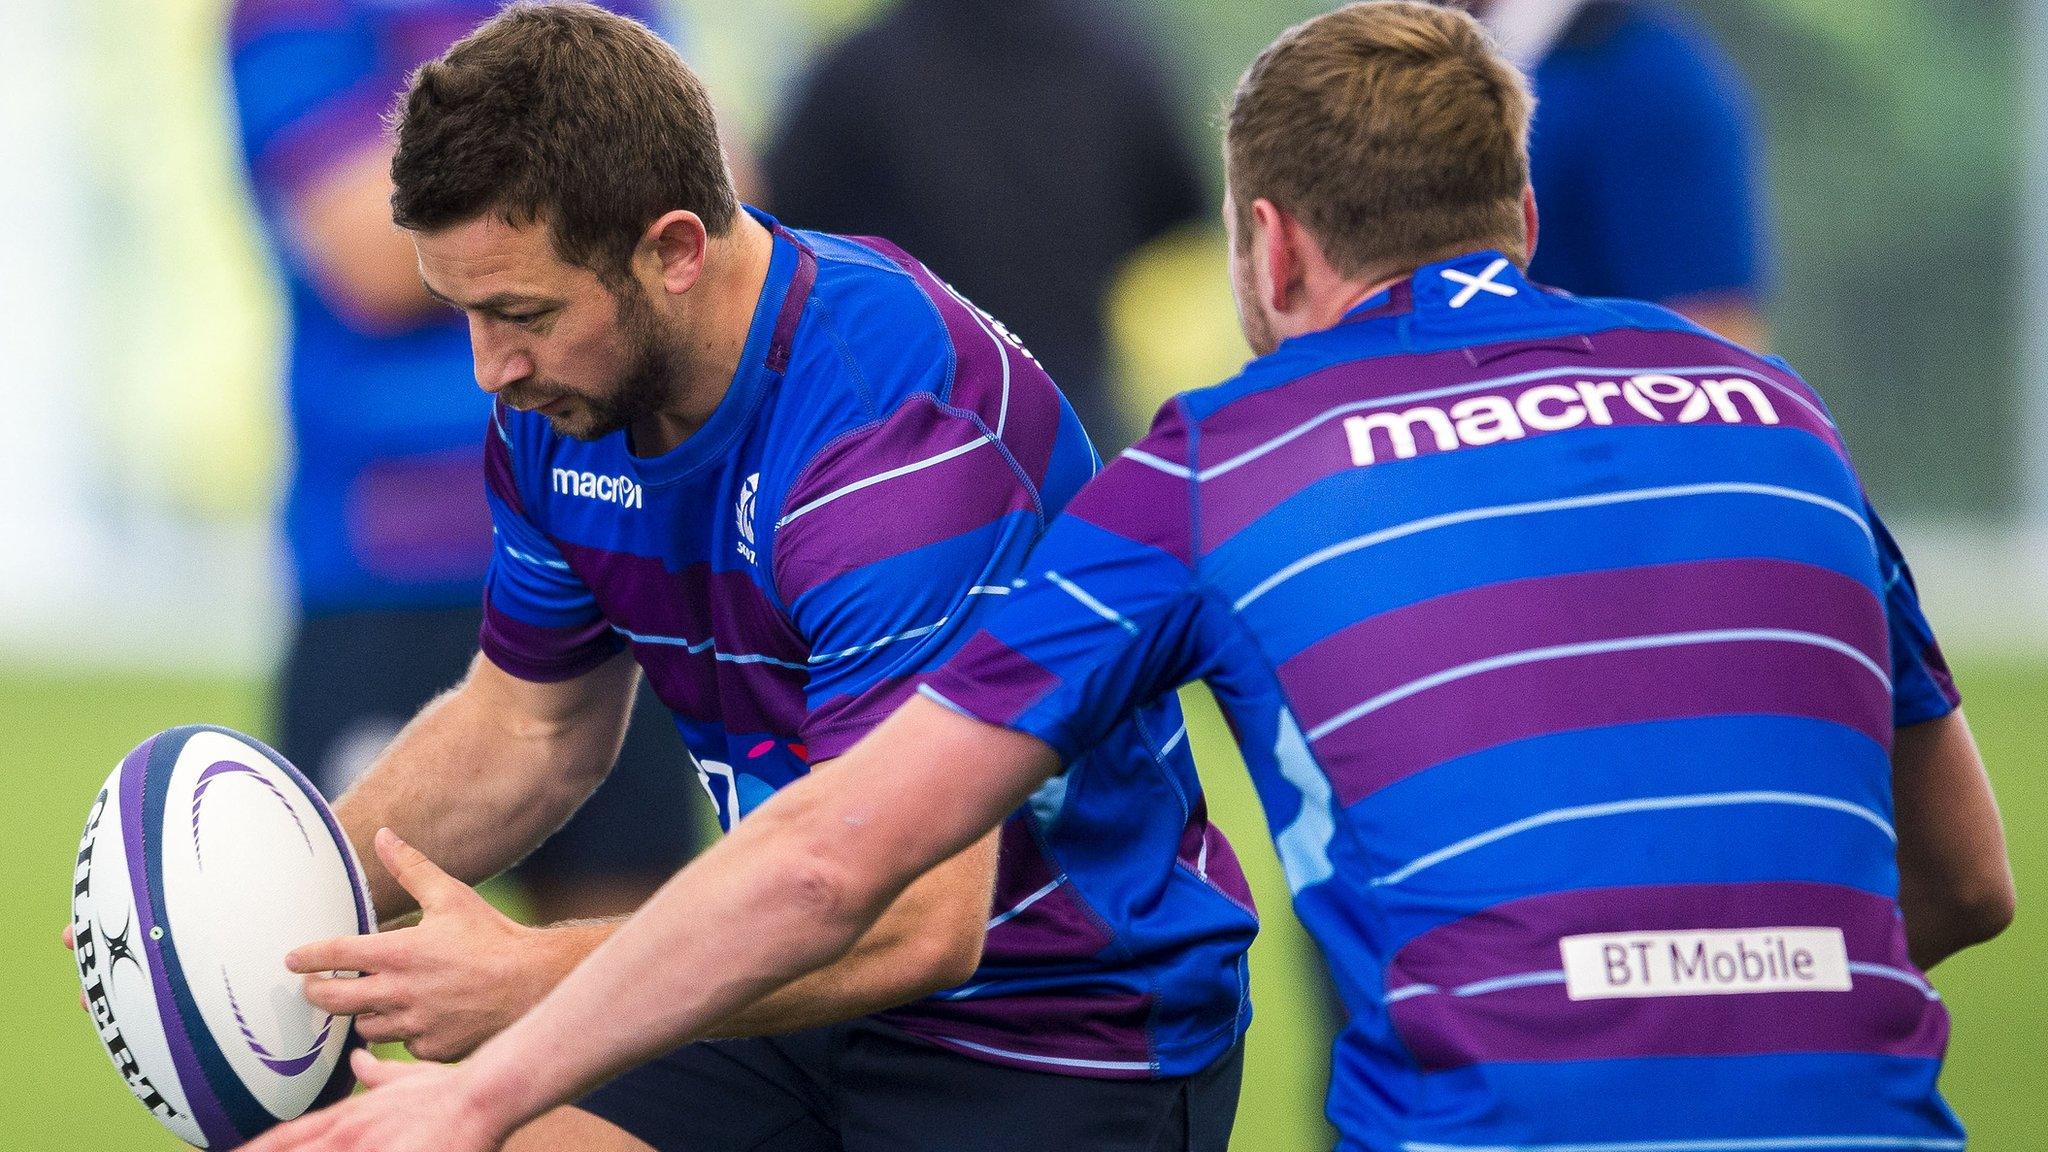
[703,830,995,1038]
[335,655,634,918]
[464,790,900,1128]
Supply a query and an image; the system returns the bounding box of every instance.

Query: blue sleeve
[923,403,1215,761]
[1568,18,1767,303]
[477,409,625,681]
[1868,506,1961,727]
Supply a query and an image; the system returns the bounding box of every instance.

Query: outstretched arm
[246,697,1057,1152]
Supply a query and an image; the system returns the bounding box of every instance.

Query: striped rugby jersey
[924,251,1965,1148]
[480,209,1256,1078]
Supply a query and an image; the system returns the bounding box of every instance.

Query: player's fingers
[351,1012,419,1045]
[303,973,396,1017]
[375,828,472,912]
[351,1046,431,1088]
[62,924,74,950]
[287,930,400,975]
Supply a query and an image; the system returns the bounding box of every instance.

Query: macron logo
[552,467,643,510]
[1344,373,1780,467]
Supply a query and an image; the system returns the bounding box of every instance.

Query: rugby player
[242,3,1256,1150]
[253,4,2015,1151]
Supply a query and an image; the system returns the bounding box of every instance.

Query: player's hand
[62,925,87,1011]
[242,1048,511,1152]
[287,828,579,1062]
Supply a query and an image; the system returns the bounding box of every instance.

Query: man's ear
[1252,197,1303,315]
[642,209,710,296]
[1521,185,1539,265]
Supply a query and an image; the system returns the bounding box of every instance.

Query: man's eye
[504,312,545,326]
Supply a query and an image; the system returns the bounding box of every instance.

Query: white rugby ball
[70,725,373,1148]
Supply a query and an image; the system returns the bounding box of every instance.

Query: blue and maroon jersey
[481,210,1255,1078]
[926,251,1964,1147]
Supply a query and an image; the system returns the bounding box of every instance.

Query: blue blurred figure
[227,0,701,922]
[1476,0,1771,348]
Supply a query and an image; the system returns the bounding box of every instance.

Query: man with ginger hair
[256,4,2012,1150]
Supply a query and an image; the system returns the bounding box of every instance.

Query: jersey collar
[626,206,814,487]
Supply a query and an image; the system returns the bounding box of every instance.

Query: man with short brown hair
[257,5,2012,1150]
[255,3,1253,1151]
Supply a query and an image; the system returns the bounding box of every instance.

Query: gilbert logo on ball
[71,725,373,1148]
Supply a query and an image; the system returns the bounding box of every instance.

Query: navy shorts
[580,1020,1243,1152]
[274,605,702,882]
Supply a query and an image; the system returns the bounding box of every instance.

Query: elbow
[902,907,988,1000]
[1953,878,2018,948]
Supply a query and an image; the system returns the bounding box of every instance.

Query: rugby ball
[70,725,374,1148]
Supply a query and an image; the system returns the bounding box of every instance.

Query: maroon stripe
[1279,559,1886,735]
[1069,409,1195,565]
[1386,882,1946,1071]
[546,546,810,733]
[1313,638,1893,806]
[479,602,625,683]
[1178,797,1256,916]
[922,634,1062,727]
[766,229,817,374]
[774,398,1036,602]
[878,988,1157,1079]
[556,546,806,667]
[849,235,1064,487]
[981,819,1116,963]
[1197,331,1844,549]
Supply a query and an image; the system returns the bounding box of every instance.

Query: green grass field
[5,658,2042,1148]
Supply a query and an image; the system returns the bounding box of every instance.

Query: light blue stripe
[1847,962,1941,1000]
[1272,711,1337,894]
[1308,628,1888,744]
[987,874,1065,930]
[806,618,950,664]
[1201,362,1833,482]
[926,1035,1154,1073]
[1384,983,1440,1004]
[497,536,571,571]
[609,627,809,671]
[1453,970,1569,997]
[1159,723,1188,758]
[1400,1131,1957,1139]
[1372,791,1898,889]
[775,436,991,528]
[1045,570,1139,634]
[1235,481,1870,610]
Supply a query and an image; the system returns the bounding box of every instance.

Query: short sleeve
[1575,22,1767,304]
[773,397,1047,760]
[477,409,625,681]
[923,401,1214,761]
[1867,505,1961,728]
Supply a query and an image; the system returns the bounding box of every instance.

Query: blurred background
[3,0,2042,1146]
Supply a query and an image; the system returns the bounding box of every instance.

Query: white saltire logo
[1441,257,1517,308]
[734,472,760,564]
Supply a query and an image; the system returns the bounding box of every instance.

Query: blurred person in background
[227,0,703,923]
[1470,0,1771,348]
[763,0,1208,450]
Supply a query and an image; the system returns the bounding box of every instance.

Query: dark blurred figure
[228,0,702,923]
[1475,0,1771,347]
[766,0,1207,448]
